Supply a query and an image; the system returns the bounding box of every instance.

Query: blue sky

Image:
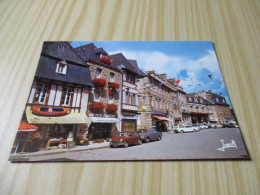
[72,41,231,105]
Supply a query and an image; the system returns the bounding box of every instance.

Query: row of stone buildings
[14,41,235,152]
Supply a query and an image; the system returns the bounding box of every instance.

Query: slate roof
[95,47,108,55]
[74,43,120,71]
[42,42,88,66]
[209,93,229,105]
[36,42,93,86]
[187,94,214,105]
[108,53,140,74]
[138,68,147,76]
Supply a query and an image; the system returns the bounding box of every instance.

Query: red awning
[153,116,171,121]
[18,122,38,131]
[174,117,182,121]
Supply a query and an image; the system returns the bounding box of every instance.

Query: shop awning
[26,110,91,124]
[89,117,119,123]
[174,117,182,121]
[153,115,172,121]
[18,122,38,131]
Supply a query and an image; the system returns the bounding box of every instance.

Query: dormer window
[56,60,67,75]
[222,98,225,103]
[216,97,219,102]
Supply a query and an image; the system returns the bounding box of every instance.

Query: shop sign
[122,115,137,120]
[141,106,147,111]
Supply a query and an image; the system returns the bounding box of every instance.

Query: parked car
[199,124,207,130]
[207,123,216,128]
[138,128,162,143]
[174,125,198,133]
[192,124,201,131]
[222,124,233,128]
[109,132,142,148]
[215,124,223,128]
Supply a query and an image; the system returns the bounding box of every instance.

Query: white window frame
[56,60,67,75]
[96,68,102,78]
[94,91,100,102]
[35,83,49,104]
[108,92,114,103]
[110,72,115,82]
[61,87,73,106]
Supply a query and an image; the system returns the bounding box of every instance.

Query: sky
[72,41,231,105]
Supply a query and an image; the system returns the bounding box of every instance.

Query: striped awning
[152,115,172,121]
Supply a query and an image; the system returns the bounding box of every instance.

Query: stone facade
[137,71,178,131]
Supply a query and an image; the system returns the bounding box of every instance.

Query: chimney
[146,70,155,74]
[159,74,167,81]
[167,78,176,85]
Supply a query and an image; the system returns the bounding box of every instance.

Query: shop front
[174,117,182,126]
[25,110,90,151]
[190,112,210,124]
[121,111,138,132]
[88,117,119,140]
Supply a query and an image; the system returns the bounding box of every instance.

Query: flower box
[105,103,118,114]
[100,57,111,65]
[89,102,105,112]
[92,78,107,89]
[108,82,120,90]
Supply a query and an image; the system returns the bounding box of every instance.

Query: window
[61,87,73,106]
[34,83,49,104]
[216,97,219,102]
[126,92,129,104]
[94,91,100,101]
[108,92,114,103]
[126,72,135,84]
[96,68,102,78]
[56,60,67,75]
[132,94,136,105]
[222,98,225,103]
[110,72,115,82]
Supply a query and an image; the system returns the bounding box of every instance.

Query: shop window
[123,120,135,132]
[61,87,73,106]
[56,60,67,75]
[96,68,102,78]
[34,83,49,104]
[110,72,115,82]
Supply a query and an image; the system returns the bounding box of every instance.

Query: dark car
[222,124,234,128]
[110,132,142,148]
[138,128,162,143]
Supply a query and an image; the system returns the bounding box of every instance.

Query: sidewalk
[9,142,110,160]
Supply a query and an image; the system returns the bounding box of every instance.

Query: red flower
[108,82,120,89]
[92,78,107,88]
[89,102,105,112]
[100,57,111,65]
[105,103,118,114]
[107,89,111,94]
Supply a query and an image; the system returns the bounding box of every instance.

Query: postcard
[9,41,249,161]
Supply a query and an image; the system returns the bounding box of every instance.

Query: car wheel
[124,142,129,148]
[157,136,161,141]
[110,145,114,148]
[137,139,142,145]
[181,130,184,133]
[145,137,150,143]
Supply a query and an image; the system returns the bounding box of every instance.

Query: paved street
[29,128,249,161]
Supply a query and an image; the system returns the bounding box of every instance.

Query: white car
[199,124,207,130]
[207,123,216,128]
[215,124,223,128]
[174,125,198,133]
